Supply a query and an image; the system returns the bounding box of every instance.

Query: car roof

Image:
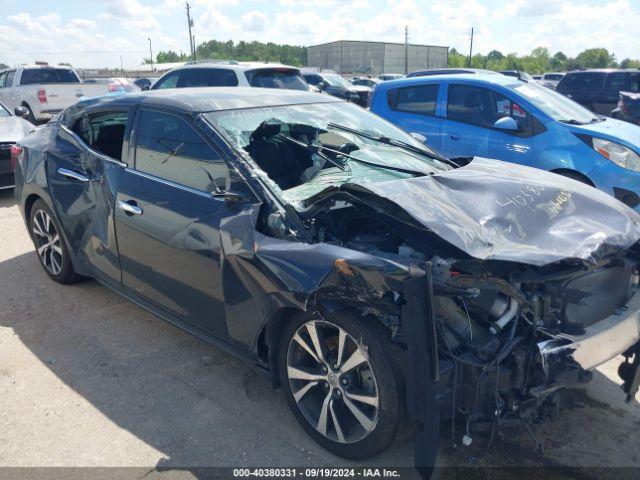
[168,61,300,72]
[72,87,341,115]
[374,73,521,91]
[408,68,497,77]
[565,69,640,74]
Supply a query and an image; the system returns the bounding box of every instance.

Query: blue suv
[370,74,640,209]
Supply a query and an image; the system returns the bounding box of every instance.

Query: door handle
[57,167,89,182]
[449,134,461,141]
[118,200,143,216]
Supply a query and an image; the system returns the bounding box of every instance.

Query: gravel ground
[0,189,638,479]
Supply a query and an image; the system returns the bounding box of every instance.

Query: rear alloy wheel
[29,200,79,284]
[279,312,401,459]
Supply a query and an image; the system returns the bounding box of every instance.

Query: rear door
[46,108,131,284]
[384,82,443,150]
[114,107,240,338]
[441,83,533,164]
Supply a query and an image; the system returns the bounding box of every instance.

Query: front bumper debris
[538,289,640,397]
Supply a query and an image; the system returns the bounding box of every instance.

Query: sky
[0,0,638,69]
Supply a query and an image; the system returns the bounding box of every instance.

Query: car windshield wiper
[280,135,429,177]
[327,122,459,168]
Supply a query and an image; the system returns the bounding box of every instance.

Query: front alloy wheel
[279,312,401,459]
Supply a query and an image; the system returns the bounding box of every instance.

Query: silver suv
[151,61,310,91]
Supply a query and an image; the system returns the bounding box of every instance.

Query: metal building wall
[307,41,448,75]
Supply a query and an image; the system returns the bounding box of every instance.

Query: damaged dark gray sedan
[12,88,640,468]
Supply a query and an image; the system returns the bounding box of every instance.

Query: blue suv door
[441,83,534,164]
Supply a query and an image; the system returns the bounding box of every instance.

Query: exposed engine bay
[206,102,640,443]
[264,193,640,438]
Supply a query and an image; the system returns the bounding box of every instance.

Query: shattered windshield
[204,101,450,205]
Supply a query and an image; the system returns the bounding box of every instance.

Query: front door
[114,108,236,338]
[442,83,532,165]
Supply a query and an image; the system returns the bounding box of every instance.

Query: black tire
[29,199,80,284]
[22,103,37,124]
[278,310,402,459]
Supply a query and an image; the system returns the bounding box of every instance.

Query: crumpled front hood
[351,157,640,266]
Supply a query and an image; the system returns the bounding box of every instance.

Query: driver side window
[447,84,531,132]
[134,109,228,193]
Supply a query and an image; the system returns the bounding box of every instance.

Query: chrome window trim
[60,123,127,168]
[124,167,213,199]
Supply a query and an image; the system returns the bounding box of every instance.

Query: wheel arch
[550,168,595,186]
[256,300,402,389]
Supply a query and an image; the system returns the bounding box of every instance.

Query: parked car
[370,74,640,209]
[0,65,110,123]
[0,101,33,189]
[499,70,534,82]
[350,77,381,89]
[133,77,158,91]
[303,72,371,107]
[151,61,310,92]
[540,72,565,90]
[407,68,499,78]
[557,69,640,116]
[377,73,404,81]
[12,87,640,466]
[532,74,542,80]
[612,91,640,126]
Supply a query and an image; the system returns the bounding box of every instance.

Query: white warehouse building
[307,40,449,76]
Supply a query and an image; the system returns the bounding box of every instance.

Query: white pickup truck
[0,65,109,123]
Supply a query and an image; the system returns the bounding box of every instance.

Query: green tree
[574,48,615,68]
[550,51,567,71]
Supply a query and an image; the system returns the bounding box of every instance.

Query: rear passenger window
[388,84,439,115]
[245,69,307,90]
[72,111,128,160]
[134,110,228,193]
[605,72,638,93]
[177,68,238,88]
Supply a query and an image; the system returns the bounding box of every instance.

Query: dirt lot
[0,188,639,479]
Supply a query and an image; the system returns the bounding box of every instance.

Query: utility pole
[404,25,409,75]
[186,2,195,60]
[192,34,197,60]
[468,27,474,68]
[148,37,154,72]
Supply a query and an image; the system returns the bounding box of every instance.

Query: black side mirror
[212,190,252,203]
[141,85,150,91]
[14,106,29,118]
[317,81,326,91]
